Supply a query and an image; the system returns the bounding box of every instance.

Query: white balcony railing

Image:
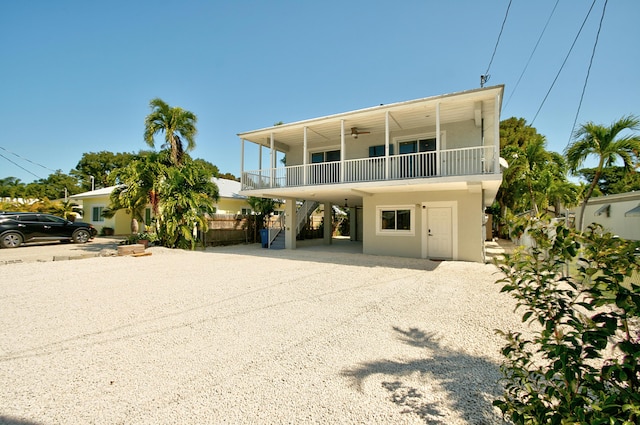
[242,146,497,191]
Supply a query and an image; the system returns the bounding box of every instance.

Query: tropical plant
[494,217,640,424]
[103,152,165,234]
[144,98,198,166]
[578,165,640,195]
[495,118,574,236]
[566,115,640,231]
[155,160,219,249]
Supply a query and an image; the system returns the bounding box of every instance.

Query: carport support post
[284,198,296,250]
[324,202,332,245]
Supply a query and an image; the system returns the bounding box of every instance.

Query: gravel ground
[0,242,524,424]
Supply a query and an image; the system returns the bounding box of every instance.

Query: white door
[427,207,452,260]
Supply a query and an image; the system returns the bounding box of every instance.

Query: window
[310,149,341,184]
[311,150,340,163]
[398,138,436,154]
[376,205,415,236]
[241,208,252,215]
[369,144,394,157]
[397,137,438,177]
[92,206,105,222]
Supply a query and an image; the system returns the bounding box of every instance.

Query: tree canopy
[144,98,198,166]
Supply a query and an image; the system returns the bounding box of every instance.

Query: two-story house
[238,85,504,262]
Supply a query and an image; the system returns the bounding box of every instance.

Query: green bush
[494,217,640,424]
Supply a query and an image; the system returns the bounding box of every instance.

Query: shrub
[494,217,640,424]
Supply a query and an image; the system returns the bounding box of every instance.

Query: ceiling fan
[350,127,370,139]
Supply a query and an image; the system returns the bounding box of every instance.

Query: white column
[240,138,245,188]
[284,198,297,250]
[436,102,441,175]
[303,126,308,185]
[385,111,390,179]
[258,144,263,186]
[340,120,345,182]
[270,133,275,168]
[270,133,275,187]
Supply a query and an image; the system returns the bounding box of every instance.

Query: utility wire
[566,0,608,147]
[0,145,56,179]
[482,0,512,87]
[531,0,598,125]
[504,0,560,109]
[0,152,43,180]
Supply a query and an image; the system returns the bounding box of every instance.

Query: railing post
[303,126,308,185]
[385,111,390,180]
[340,120,345,183]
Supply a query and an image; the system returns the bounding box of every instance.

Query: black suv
[0,212,98,248]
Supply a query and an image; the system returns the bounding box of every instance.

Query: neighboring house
[69,186,138,235]
[211,177,251,214]
[70,178,249,235]
[572,191,640,240]
[238,85,504,262]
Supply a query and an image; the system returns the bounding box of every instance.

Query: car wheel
[73,229,91,244]
[1,232,23,248]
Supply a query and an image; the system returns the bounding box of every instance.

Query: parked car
[0,212,98,248]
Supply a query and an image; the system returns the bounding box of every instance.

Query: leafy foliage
[566,115,640,231]
[144,98,198,166]
[578,166,640,196]
[494,217,640,424]
[107,150,218,249]
[70,151,137,190]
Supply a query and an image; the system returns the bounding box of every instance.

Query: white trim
[393,131,446,151]
[421,201,458,260]
[91,205,106,223]
[375,204,416,236]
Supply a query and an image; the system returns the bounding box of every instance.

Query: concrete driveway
[0,237,124,264]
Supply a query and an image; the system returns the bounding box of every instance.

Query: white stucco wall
[362,189,484,262]
[576,192,640,240]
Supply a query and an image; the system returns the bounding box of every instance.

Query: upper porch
[238,85,504,206]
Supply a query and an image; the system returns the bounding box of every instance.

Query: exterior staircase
[263,200,319,249]
[296,200,319,237]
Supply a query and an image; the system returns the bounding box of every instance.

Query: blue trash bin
[260,229,268,248]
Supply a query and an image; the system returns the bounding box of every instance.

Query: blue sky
[1,0,637,184]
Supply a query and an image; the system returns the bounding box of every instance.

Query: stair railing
[296,200,319,236]
[268,213,286,248]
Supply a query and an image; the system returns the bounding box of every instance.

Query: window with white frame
[376,205,415,235]
[91,206,105,222]
[311,149,340,163]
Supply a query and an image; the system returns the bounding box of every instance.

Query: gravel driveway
[0,237,124,264]
[0,242,520,424]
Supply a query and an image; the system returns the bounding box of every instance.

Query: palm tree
[105,151,168,234]
[565,115,640,231]
[503,135,552,216]
[144,98,198,166]
[157,161,219,249]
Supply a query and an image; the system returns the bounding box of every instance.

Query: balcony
[241,145,497,191]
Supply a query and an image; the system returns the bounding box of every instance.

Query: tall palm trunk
[577,169,601,232]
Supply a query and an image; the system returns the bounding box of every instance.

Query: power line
[482,0,513,87]
[0,145,56,180]
[531,0,598,125]
[0,152,43,180]
[504,0,560,109]
[566,0,608,147]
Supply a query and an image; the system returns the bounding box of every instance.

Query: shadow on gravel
[342,327,507,424]
[0,415,44,425]
[206,242,442,272]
